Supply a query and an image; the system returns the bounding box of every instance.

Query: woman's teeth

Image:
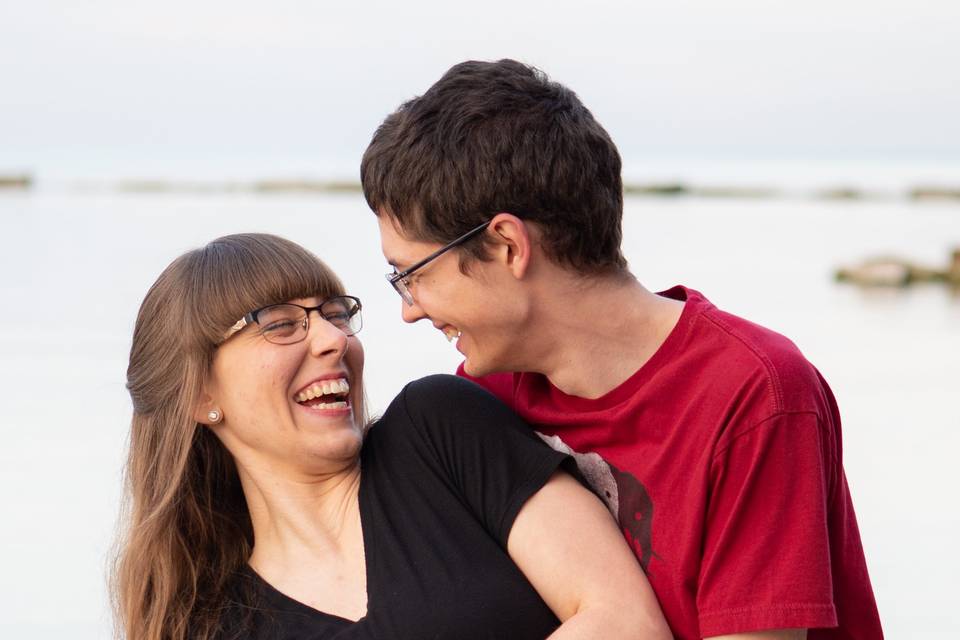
[295,378,350,403]
[443,327,461,342]
[311,400,348,410]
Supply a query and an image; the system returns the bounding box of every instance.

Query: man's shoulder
[682,288,833,416]
[672,286,806,363]
[456,287,835,421]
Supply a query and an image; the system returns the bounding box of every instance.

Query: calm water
[1,191,958,637]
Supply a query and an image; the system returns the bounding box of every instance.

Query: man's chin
[460,355,488,379]
[461,354,512,380]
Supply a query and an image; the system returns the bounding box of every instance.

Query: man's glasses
[385,220,491,305]
[221,295,362,345]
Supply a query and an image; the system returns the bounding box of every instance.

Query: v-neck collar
[242,458,376,626]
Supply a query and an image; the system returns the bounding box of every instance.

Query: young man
[361,59,882,639]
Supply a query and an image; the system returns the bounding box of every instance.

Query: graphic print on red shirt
[535,433,657,572]
[459,286,883,639]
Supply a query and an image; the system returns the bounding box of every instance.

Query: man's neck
[524,274,684,399]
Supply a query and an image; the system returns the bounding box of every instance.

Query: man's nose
[401,298,427,324]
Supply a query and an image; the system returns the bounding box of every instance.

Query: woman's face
[205,296,366,476]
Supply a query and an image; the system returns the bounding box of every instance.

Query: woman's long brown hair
[112,234,347,640]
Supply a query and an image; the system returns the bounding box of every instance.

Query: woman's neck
[238,458,369,620]
[240,458,363,571]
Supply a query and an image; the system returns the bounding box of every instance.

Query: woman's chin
[297,422,364,465]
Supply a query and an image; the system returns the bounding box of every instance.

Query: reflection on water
[1,192,958,638]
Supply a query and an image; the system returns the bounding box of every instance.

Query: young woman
[112,233,669,640]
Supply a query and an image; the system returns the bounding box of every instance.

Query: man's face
[376,214,523,377]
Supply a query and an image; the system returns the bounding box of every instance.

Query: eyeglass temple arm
[392,222,491,281]
[221,312,255,342]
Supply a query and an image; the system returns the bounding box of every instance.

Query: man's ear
[193,392,223,426]
[487,212,533,279]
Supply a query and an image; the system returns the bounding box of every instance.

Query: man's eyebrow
[385,255,413,270]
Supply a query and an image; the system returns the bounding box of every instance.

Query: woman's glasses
[221,295,362,345]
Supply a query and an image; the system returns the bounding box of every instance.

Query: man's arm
[697,412,838,636]
[508,470,672,640]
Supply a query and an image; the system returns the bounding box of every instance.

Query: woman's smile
[294,375,352,411]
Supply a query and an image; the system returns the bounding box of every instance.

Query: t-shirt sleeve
[395,374,570,547]
[697,411,840,635]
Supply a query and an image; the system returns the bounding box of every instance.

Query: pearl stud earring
[207,410,222,423]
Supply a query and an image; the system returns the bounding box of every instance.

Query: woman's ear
[487,212,533,279]
[194,392,223,426]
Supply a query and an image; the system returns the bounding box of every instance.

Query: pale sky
[2,0,959,178]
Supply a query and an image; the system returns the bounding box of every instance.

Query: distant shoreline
[2,174,959,201]
[0,175,32,190]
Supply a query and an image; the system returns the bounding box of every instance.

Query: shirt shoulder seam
[711,409,824,460]
[697,308,786,413]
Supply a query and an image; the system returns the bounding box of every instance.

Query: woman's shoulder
[393,373,506,416]
[402,372,485,398]
[369,374,468,443]
[366,373,547,467]
[371,374,517,441]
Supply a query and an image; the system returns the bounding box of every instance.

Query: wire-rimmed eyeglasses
[221,295,363,345]
[385,220,491,305]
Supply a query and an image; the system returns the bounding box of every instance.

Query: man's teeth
[443,327,461,342]
[295,378,350,403]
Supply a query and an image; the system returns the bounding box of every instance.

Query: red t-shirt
[459,286,882,639]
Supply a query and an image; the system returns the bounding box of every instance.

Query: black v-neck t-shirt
[216,375,570,640]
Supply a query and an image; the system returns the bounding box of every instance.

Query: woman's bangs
[188,234,344,345]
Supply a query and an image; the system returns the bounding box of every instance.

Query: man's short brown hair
[361,59,627,274]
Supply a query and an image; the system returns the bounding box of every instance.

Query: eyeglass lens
[385,273,415,306]
[256,297,362,344]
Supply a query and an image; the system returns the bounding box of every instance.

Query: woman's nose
[306,312,349,358]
